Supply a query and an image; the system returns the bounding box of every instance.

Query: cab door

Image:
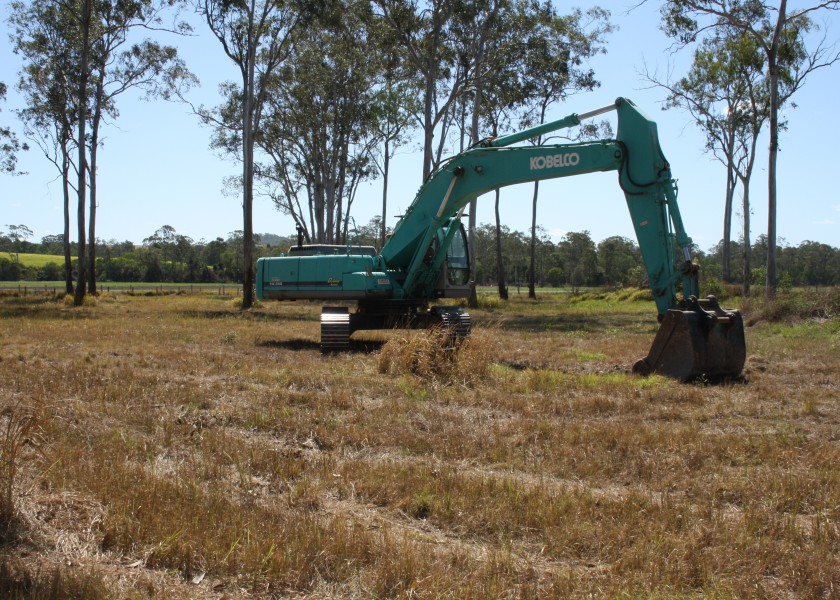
[435,221,471,298]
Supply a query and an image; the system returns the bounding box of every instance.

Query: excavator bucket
[633,296,746,381]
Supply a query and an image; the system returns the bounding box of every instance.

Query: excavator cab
[435,220,471,298]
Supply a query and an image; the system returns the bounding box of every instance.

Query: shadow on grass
[258,338,386,353]
[179,309,317,322]
[0,297,99,320]
[479,312,656,334]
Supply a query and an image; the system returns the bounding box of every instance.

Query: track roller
[431,306,471,343]
[321,306,351,352]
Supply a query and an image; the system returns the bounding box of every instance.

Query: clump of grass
[565,287,653,304]
[0,560,111,600]
[627,288,654,302]
[609,288,637,301]
[226,296,245,309]
[743,287,839,323]
[95,291,118,303]
[61,293,100,307]
[0,404,40,542]
[701,277,728,300]
[601,288,655,303]
[377,328,493,386]
[225,295,262,310]
[220,331,238,345]
[723,283,743,298]
[568,291,607,303]
[474,294,506,310]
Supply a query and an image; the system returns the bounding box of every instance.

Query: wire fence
[0,284,244,297]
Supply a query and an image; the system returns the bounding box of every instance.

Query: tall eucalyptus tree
[84,1,193,295]
[660,0,840,296]
[649,32,768,293]
[374,0,475,181]
[515,4,610,299]
[374,0,610,304]
[199,0,313,307]
[253,0,382,245]
[368,49,419,248]
[11,0,192,302]
[16,31,78,294]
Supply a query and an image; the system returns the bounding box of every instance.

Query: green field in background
[3,252,65,267]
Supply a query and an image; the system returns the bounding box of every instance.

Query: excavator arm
[381,98,699,316]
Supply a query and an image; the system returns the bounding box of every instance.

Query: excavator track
[320,307,351,352]
[432,306,471,343]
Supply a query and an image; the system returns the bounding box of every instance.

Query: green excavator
[256,98,746,380]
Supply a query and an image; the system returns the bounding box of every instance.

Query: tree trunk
[421,42,437,181]
[494,190,507,300]
[380,138,389,248]
[722,164,735,283]
[62,142,73,295]
[528,104,549,299]
[241,8,256,309]
[741,178,751,297]
[465,54,484,310]
[88,99,102,296]
[73,0,92,307]
[88,164,97,295]
[528,181,539,299]
[467,208,478,308]
[765,0,786,299]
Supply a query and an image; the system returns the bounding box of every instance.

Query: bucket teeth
[634,295,746,381]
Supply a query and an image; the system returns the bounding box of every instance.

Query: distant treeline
[2,223,839,289]
[0,226,296,284]
[471,226,840,290]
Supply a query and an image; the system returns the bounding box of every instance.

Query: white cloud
[814,219,835,226]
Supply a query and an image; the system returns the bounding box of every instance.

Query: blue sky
[1,1,839,251]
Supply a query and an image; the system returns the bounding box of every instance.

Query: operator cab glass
[445,222,470,286]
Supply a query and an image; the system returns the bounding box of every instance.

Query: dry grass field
[0,288,838,599]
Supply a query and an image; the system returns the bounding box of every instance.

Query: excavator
[256,97,746,380]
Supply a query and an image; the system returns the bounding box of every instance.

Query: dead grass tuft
[0,559,112,600]
[0,404,41,542]
[377,328,493,386]
[743,287,840,323]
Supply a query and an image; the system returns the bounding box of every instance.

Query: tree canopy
[0,82,26,173]
[658,0,840,296]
